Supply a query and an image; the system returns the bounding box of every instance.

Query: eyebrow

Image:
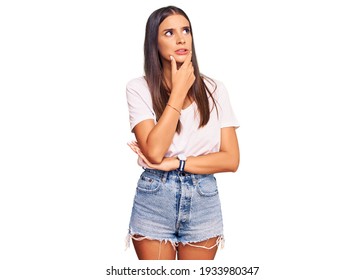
[162,25,190,32]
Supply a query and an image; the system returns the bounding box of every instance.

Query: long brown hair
[144,6,217,133]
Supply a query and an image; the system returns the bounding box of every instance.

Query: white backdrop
[1,0,363,279]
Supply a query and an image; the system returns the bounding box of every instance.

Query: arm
[130,127,239,174]
[133,52,195,164]
[184,127,239,174]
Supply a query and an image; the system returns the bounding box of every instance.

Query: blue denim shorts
[128,168,224,247]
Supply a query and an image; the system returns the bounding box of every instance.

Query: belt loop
[162,170,168,183]
[191,173,197,186]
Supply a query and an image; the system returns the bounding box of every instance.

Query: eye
[182,27,191,35]
[164,30,173,36]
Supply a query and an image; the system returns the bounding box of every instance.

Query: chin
[175,57,186,64]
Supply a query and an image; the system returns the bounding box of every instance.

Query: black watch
[177,154,187,172]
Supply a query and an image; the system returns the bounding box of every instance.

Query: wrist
[173,157,180,170]
[169,91,187,104]
[177,154,187,172]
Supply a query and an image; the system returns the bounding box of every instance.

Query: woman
[125,6,240,260]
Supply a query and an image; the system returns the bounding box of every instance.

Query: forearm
[133,151,239,174]
[184,151,240,174]
[141,92,185,163]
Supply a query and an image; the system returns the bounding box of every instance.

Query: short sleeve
[215,81,240,129]
[126,77,156,132]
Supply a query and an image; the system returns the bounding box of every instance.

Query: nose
[176,33,185,45]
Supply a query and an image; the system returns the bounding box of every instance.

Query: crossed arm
[129,119,239,175]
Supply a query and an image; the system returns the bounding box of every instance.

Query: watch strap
[178,159,186,172]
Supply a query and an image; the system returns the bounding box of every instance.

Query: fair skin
[130,14,240,260]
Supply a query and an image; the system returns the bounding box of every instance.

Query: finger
[127,142,134,149]
[170,55,177,74]
[128,141,137,147]
[127,142,140,154]
[128,146,138,154]
[137,150,154,168]
[180,51,193,68]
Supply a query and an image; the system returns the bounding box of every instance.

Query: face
[157,14,192,66]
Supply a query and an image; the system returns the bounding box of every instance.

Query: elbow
[144,150,164,164]
[149,157,163,164]
[141,139,167,164]
[228,155,240,173]
[229,163,239,173]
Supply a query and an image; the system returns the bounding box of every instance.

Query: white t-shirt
[126,76,239,165]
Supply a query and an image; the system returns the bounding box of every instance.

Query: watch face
[178,154,186,161]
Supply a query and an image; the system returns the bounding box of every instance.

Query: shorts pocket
[136,173,162,193]
[196,175,218,197]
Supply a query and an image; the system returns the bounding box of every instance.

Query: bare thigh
[177,237,219,260]
[132,237,176,260]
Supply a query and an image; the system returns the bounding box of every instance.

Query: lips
[175,49,189,55]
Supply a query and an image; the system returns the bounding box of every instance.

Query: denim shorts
[128,168,224,247]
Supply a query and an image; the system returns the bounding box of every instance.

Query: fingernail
[170,55,174,61]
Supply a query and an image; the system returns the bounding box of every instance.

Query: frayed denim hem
[125,229,224,251]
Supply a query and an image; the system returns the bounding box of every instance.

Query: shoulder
[126,76,151,100]
[126,76,148,90]
[202,75,228,99]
